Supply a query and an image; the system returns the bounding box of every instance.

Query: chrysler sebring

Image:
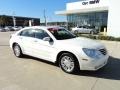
[10,26,109,73]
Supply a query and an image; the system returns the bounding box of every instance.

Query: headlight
[82,48,103,59]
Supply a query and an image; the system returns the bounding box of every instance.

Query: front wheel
[74,30,78,34]
[13,44,23,57]
[59,53,79,74]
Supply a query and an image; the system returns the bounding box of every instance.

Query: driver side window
[35,29,50,40]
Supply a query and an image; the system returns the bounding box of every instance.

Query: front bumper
[80,55,109,71]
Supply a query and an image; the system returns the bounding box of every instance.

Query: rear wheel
[13,44,23,57]
[59,53,79,74]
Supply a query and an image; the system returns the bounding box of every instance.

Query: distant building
[0,15,40,27]
[40,22,67,27]
[56,0,120,37]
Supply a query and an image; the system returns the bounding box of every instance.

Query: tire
[13,44,23,58]
[90,31,94,35]
[59,53,79,74]
[74,30,78,34]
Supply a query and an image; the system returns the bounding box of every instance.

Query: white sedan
[72,26,98,34]
[10,26,109,73]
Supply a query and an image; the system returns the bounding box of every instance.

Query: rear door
[18,29,36,55]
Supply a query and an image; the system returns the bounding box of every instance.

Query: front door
[32,29,56,61]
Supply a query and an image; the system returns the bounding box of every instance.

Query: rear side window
[19,29,35,37]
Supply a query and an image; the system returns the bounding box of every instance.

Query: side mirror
[43,37,51,41]
[43,37,54,43]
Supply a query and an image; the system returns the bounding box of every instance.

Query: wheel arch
[12,42,24,54]
[12,42,18,49]
[56,51,80,69]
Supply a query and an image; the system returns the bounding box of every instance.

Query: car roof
[23,26,64,30]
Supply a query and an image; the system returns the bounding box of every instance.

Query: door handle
[19,37,23,39]
[34,40,38,42]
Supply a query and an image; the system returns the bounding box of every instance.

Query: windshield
[48,28,76,40]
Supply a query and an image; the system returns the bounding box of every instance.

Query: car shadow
[73,56,120,80]
[22,55,57,66]
[23,55,120,80]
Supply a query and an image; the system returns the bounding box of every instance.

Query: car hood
[57,37,105,49]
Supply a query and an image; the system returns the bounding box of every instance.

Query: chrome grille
[99,49,107,55]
